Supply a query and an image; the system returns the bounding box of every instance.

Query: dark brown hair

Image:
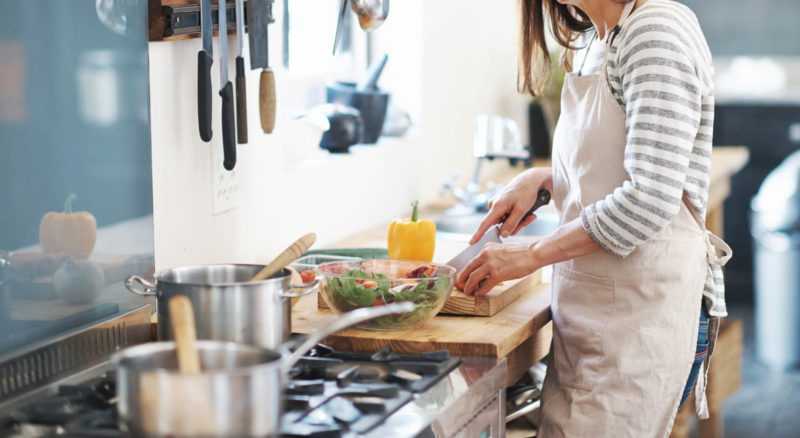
[518,0,593,97]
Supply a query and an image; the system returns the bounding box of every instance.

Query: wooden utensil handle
[259,68,276,133]
[168,295,201,373]
[250,232,316,282]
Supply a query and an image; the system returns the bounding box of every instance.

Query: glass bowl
[316,259,456,330]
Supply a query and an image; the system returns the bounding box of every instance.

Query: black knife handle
[197,50,213,142]
[499,189,551,224]
[220,81,237,170]
[235,56,248,144]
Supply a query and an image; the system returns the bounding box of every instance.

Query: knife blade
[444,189,551,272]
[234,0,247,144]
[219,0,237,170]
[197,0,213,142]
[332,0,348,55]
[248,0,276,133]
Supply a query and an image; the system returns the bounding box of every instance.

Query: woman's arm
[457,217,601,296]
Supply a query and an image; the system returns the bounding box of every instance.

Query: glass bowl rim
[316,259,456,280]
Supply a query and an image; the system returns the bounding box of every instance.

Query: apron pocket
[551,264,615,391]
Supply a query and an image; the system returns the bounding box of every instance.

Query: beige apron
[539,3,710,436]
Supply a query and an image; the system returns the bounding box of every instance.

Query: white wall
[149,0,530,270]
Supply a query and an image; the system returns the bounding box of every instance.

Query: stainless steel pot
[112,302,414,438]
[125,264,317,349]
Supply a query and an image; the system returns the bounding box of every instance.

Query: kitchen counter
[293,146,749,386]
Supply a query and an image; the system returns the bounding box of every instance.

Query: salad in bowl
[316,259,455,330]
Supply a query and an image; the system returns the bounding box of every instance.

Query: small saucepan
[113,301,414,438]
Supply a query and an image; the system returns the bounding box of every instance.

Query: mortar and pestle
[326,53,390,145]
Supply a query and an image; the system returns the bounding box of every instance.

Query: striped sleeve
[580,9,705,257]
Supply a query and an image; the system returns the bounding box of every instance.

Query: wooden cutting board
[315,237,542,316]
[294,279,551,358]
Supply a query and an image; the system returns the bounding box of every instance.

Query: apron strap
[682,193,732,267]
[599,1,636,92]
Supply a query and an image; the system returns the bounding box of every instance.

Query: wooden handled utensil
[250,232,316,282]
[259,69,276,133]
[168,295,202,373]
[248,0,276,134]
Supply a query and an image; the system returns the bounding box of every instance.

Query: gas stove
[0,309,507,437]
[280,345,463,437]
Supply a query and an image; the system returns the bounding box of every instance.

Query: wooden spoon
[164,295,219,433]
[249,233,316,282]
[168,295,201,373]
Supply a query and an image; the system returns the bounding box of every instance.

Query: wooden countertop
[292,146,749,380]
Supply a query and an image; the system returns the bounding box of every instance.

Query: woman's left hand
[456,241,539,296]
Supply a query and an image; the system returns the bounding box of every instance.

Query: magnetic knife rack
[148,0,274,42]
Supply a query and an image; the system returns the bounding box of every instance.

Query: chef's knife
[248,0,276,133]
[219,0,237,170]
[197,0,213,142]
[234,0,247,144]
[445,189,551,272]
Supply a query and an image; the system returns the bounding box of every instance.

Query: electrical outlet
[211,145,241,214]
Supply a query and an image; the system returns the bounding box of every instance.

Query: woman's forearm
[528,217,603,270]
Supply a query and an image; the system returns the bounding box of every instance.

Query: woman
[456,0,731,435]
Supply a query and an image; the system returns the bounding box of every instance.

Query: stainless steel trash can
[750,150,800,370]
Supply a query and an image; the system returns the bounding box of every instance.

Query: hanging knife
[248,0,276,133]
[219,0,237,170]
[197,0,213,142]
[234,0,247,144]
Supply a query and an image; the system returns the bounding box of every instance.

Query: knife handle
[499,189,551,224]
[259,68,276,133]
[235,56,248,144]
[220,81,237,170]
[197,50,213,142]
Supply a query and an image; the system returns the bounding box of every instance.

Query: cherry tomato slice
[299,270,315,283]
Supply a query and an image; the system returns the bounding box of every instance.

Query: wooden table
[294,147,748,392]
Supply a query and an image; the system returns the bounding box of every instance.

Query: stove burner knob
[421,350,450,362]
[336,366,359,388]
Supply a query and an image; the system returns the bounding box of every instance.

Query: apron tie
[705,231,732,266]
[682,194,731,419]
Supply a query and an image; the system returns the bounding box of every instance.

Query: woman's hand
[455,241,539,296]
[456,218,604,296]
[470,167,553,244]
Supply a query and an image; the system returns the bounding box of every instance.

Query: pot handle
[124,275,157,296]
[280,301,415,375]
[280,278,320,299]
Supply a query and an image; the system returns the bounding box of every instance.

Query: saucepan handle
[124,275,157,296]
[280,301,415,375]
[280,278,320,299]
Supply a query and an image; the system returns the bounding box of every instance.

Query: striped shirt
[574,0,727,316]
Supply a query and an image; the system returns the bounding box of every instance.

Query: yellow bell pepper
[387,200,436,262]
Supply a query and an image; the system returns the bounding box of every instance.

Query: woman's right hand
[469,167,553,244]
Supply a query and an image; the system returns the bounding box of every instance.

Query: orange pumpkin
[39,194,97,259]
